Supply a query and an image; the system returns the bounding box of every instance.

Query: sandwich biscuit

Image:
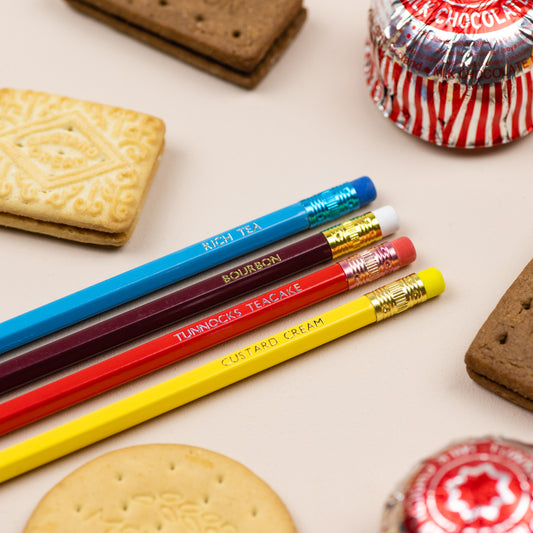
[0,88,165,246]
[465,259,533,410]
[64,0,307,88]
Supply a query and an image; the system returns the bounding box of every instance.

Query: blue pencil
[0,177,376,353]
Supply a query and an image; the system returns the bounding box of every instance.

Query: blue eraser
[352,176,376,206]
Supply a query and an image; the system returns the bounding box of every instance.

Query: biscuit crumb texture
[23,444,297,532]
[0,88,165,245]
[465,259,533,408]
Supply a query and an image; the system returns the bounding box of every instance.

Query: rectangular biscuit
[0,88,165,246]
[465,259,533,409]
[64,0,307,88]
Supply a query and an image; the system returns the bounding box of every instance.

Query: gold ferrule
[323,212,382,259]
[366,273,427,322]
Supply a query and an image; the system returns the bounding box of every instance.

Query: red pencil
[0,237,415,436]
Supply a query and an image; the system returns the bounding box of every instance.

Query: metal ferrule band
[366,273,427,322]
[339,242,400,289]
[301,182,360,228]
[323,212,382,259]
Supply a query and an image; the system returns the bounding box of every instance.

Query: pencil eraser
[373,206,399,237]
[391,237,416,267]
[417,268,445,299]
[351,176,376,207]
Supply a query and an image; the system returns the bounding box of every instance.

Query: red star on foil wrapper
[444,464,516,523]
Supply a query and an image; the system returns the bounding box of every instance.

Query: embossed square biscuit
[23,444,297,532]
[0,88,165,245]
[465,259,533,410]
[64,0,307,89]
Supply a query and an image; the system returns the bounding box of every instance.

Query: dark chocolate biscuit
[65,0,307,88]
[465,259,533,409]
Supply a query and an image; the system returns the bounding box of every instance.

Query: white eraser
[373,206,399,236]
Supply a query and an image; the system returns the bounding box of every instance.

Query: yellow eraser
[417,268,446,299]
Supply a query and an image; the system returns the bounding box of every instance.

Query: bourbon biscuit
[64,0,307,88]
[465,259,533,409]
[0,88,165,245]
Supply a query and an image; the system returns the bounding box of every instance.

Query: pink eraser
[391,237,416,266]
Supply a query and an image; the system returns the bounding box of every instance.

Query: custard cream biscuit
[64,0,307,89]
[23,444,297,532]
[465,259,533,410]
[0,88,165,246]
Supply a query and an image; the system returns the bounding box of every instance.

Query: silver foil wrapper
[365,0,533,148]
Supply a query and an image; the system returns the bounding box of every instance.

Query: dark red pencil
[0,206,398,393]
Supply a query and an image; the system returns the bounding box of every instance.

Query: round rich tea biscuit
[24,444,297,533]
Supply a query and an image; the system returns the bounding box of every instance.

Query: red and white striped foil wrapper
[365,1,533,148]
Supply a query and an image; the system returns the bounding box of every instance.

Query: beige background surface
[0,1,532,531]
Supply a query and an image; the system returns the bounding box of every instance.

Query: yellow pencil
[0,268,444,484]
